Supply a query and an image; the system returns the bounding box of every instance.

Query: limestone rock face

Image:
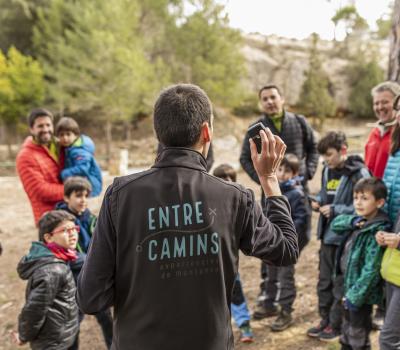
[242,33,389,108]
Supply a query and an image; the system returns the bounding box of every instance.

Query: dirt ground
[0,115,380,349]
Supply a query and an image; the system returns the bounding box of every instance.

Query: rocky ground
[0,114,379,349]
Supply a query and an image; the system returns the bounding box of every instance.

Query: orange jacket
[16,137,64,225]
[364,126,392,179]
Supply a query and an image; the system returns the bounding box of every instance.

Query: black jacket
[77,148,298,350]
[240,111,319,186]
[17,242,78,350]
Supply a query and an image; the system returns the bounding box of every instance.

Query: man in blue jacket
[77,84,298,350]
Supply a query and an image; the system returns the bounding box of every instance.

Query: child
[213,164,254,343]
[56,117,102,197]
[307,131,370,342]
[12,210,79,349]
[331,178,391,350]
[376,213,400,349]
[253,154,309,331]
[55,176,113,349]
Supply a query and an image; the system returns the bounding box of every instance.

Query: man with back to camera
[16,108,64,225]
[77,83,298,350]
[365,81,400,179]
[240,84,319,319]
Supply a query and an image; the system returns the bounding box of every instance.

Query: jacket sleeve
[239,191,298,266]
[291,192,308,232]
[60,148,91,180]
[345,236,384,307]
[77,186,115,314]
[303,117,319,180]
[239,131,260,185]
[330,214,355,233]
[16,153,64,203]
[18,266,63,342]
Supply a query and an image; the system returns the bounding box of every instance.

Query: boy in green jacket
[330,177,391,350]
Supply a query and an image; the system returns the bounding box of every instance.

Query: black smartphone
[248,122,267,153]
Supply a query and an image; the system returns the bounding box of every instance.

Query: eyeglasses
[51,225,80,235]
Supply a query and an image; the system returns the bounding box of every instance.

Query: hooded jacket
[279,178,309,251]
[315,155,371,245]
[55,201,97,253]
[16,137,64,225]
[77,148,298,350]
[17,242,78,350]
[331,211,391,306]
[61,134,102,197]
[383,149,400,222]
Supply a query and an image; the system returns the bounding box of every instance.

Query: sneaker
[318,326,340,342]
[253,305,279,320]
[307,320,328,338]
[271,310,293,332]
[239,322,254,343]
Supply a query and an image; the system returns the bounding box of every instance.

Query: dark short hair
[38,210,76,242]
[280,153,300,174]
[55,117,80,136]
[153,84,212,147]
[258,84,283,99]
[354,177,387,201]
[64,176,92,197]
[213,164,237,182]
[28,108,54,128]
[317,131,348,154]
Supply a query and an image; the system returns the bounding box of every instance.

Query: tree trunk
[388,0,400,81]
[104,120,112,167]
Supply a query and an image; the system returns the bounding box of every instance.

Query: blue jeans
[231,275,251,327]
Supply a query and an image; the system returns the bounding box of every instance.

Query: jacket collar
[153,147,208,172]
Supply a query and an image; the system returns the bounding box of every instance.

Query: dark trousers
[317,242,343,331]
[340,304,372,350]
[261,264,296,312]
[69,309,113,350]
[380,282,400,350]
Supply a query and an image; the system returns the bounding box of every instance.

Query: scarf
[46,242,77,262]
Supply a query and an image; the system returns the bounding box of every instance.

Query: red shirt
[16,137,64,225]
[364,126,393,178]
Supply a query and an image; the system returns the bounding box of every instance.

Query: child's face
[353,190,385,220]
[322,147,346,169]
[45,220,78,249]
[58,131,78,147]
[277,165,295,182]
[65,190,89,215]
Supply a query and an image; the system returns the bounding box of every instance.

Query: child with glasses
[12,210,79,349]
[55,176,113,349]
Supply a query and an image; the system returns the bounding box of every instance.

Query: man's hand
[249,128,286,197]
[10,331,25,346]
[375,231,386,246]
[383,233,400,249]
[319,205,331,218]
[311,201,320,211]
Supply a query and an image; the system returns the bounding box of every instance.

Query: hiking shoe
[253,305,279,320]
[271,310,294,332]
[318,326,340,342]
[239,323,254,343]
[307,320,328,338]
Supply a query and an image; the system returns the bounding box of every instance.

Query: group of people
[235,81,400,350]
[7,80,400,350]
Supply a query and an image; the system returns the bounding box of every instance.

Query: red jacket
[364,126,393,179]
[16,137,64,225]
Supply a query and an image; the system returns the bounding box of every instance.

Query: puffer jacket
[331,211,391,307]
[61,134,102,197]
[383,149,400,222]
[316,155,371,245]
[17,242,78,350]
[16,137,64,225]
[365,125,392,178]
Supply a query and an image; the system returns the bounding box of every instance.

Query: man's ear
[201,121,212,143]
[43,233,53,244]
[341,145,348,156]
